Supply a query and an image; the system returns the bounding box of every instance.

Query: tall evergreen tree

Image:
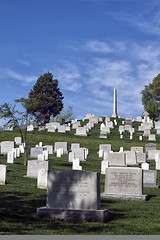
[27,72,64,124]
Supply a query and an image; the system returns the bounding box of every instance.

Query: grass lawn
[0,118,160,235]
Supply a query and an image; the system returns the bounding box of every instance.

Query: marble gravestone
[72,148,86,161]
[101,167,149,201]
[26,160,50,178]
[14,137,22,145]
[1,141,15,154]
[0,165,7,185]
[143,170,158,188]
[37,169,48,189]
[54,142,68,154]
[106,152,126,167]
[30,147,43,158]
[74,127,87,136]
[145,143,156,155]
[37,170,109,222]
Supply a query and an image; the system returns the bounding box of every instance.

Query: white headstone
[7,151,14,164]
[141,162,149,170]
[37,169,48,189]
[0,165,7,185]
[101,160,109,174]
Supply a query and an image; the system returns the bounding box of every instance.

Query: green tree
[0,72,64,165]
[0,100,37,165]
[27,72,64,125]
[141,74,160,121]
[53,105,76,123]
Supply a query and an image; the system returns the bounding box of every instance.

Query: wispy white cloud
[83,40,112,53]
[17,60,31,66]
[2,68,37,85]
[57,39,160,118]
[53,62,82,92]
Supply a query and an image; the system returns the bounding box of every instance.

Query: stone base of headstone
[100,193,149,201]
[99,134,107,138]
[37,208,110,223]
[74,133,87,137]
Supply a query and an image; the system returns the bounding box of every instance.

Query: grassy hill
[0,117,160,235]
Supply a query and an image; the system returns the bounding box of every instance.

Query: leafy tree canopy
[141,74,160,121]
[27,72,64,125]
[52,105,76,123]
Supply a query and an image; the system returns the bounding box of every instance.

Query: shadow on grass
[101,198,125,221]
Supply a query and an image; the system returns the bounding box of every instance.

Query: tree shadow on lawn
[101,198,125,221]
[0,191,47,234]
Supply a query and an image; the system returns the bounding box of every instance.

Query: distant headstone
[136,152,146,164]
[148,134,156,141]
[7,151,14,163]
[72,158,82,170]
[131,147,143,153]
[72,148,86,161]
[43,145,53,154]
[123,151,137,165]
[1,141,15,154]
[30,147,43,158]
[27,124,34,131]
[71,143,80,150]
[0,165,7,185]
[143,129,150,137]
[99,144,111,152]
[57,148,63,157]
[37,170,109,222]
[101,160,109,174]
[143,170,158,188]
[145,143,156,155]
[106,152,126,167]
[54,142,68,154]
[136,116,142,122]
[155,154,160,170]
[38,154,45,161]
[99,149,104,158]
[74,127,87,136]
[99,132,107,138]
[148,150,160,160]
[14,137,22,145]
[37,169,48,189]
[101,167,148,201]
[26,160,50,178]
[58,125,66,133]
[141,162,149,170]
[68,152,75,162]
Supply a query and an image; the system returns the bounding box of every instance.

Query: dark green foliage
[141,74,160,121]
[27,72,64,125]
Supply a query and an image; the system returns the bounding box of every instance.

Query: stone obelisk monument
[112,88,118,118]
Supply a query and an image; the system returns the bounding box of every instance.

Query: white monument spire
[112,88,118,118]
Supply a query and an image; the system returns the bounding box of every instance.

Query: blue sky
[0,0,160,121]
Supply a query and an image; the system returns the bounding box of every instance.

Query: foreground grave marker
[37,170,109,222]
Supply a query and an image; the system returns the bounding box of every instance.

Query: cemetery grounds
[0,118,160,235]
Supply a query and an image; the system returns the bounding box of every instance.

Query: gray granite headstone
[37,170,109,222]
